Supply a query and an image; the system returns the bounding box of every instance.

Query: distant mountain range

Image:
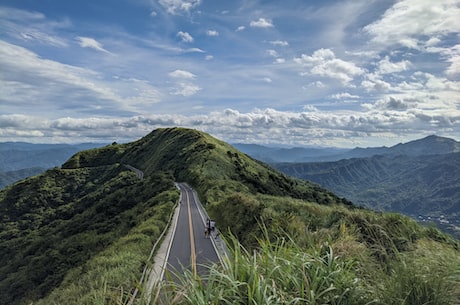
[0,142,105,188]
[266,135,460,238]
[234,135,460,163]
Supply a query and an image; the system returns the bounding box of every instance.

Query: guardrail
[126,184,178,305]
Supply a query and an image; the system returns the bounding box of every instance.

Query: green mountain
[273,153,460,238]
[1,128,458,305]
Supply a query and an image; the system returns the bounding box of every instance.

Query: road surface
[165,183,220,280]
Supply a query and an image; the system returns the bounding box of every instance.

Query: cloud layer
[0,0,459,147]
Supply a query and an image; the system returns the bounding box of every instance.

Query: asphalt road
[165,183,219,281]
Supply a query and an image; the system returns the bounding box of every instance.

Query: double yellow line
[184,189,197,277]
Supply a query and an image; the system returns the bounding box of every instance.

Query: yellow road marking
[186,190,197,277]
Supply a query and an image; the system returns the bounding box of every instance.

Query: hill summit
[62,127,350,205]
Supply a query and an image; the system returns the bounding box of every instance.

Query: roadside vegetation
[0,161,178,305]
[150,193,458,305]
[153,228,458,305]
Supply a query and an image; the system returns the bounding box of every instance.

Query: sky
[1,0,459,148]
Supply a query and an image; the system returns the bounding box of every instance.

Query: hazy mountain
[345,135,460,159]
[0,167,46,188]
[0,142,106,189]
[232,143,349,162]
[1,128,457,304]
[0,142,105,172]
[235,135,460,163]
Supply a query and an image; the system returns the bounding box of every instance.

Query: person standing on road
[205,218,211,238]
[210,220,216,235]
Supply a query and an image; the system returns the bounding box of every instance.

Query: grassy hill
[0,128,458,304]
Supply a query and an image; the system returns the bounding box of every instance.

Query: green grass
[148,227,459,305]
[35,199,176,305]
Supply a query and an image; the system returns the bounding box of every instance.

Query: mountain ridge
[235,135,460,163]
[1,128,458,304]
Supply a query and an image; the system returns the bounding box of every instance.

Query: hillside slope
[1,128,458,304]
[273,153,460,237]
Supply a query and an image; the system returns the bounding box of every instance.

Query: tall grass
[154,233,368,305]
[146,223,459,305]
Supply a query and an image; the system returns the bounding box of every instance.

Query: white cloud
[170,83,201,96]
[274,58,285,64]
[206,30,219,36]
[444,44,460,77]
[1,6,68,47]
[76,36,110,53]
[266,49,278,57]
[376,56,412,74]
[263,77,272,83]
[363,96,413,111]
[159,0,202,15]
[331,92,360,100]
[364,0,460,49]
[169,69,196,79]
[0,41,162,115]
[177,31,194,43]
[294,48,364,85]
[2,103,459,147]
[361,79,391,92]
[236,26,245,32]
[250,18,274,28]
[269,40,289,46]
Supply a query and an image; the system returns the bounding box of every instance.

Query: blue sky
[1,0,459,147]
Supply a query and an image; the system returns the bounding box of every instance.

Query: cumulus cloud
[250,18,274,28]
[294,48,364,85]
[376,56,412,74]
[364,96,412,111]
[76,36,110,53]
[159,0,202,15]
[364,0,460,49]
[177,31,194,43]
[236,26,245,32]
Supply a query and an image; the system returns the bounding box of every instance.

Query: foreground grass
[148,190,460,305]
[149,230,459,305]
